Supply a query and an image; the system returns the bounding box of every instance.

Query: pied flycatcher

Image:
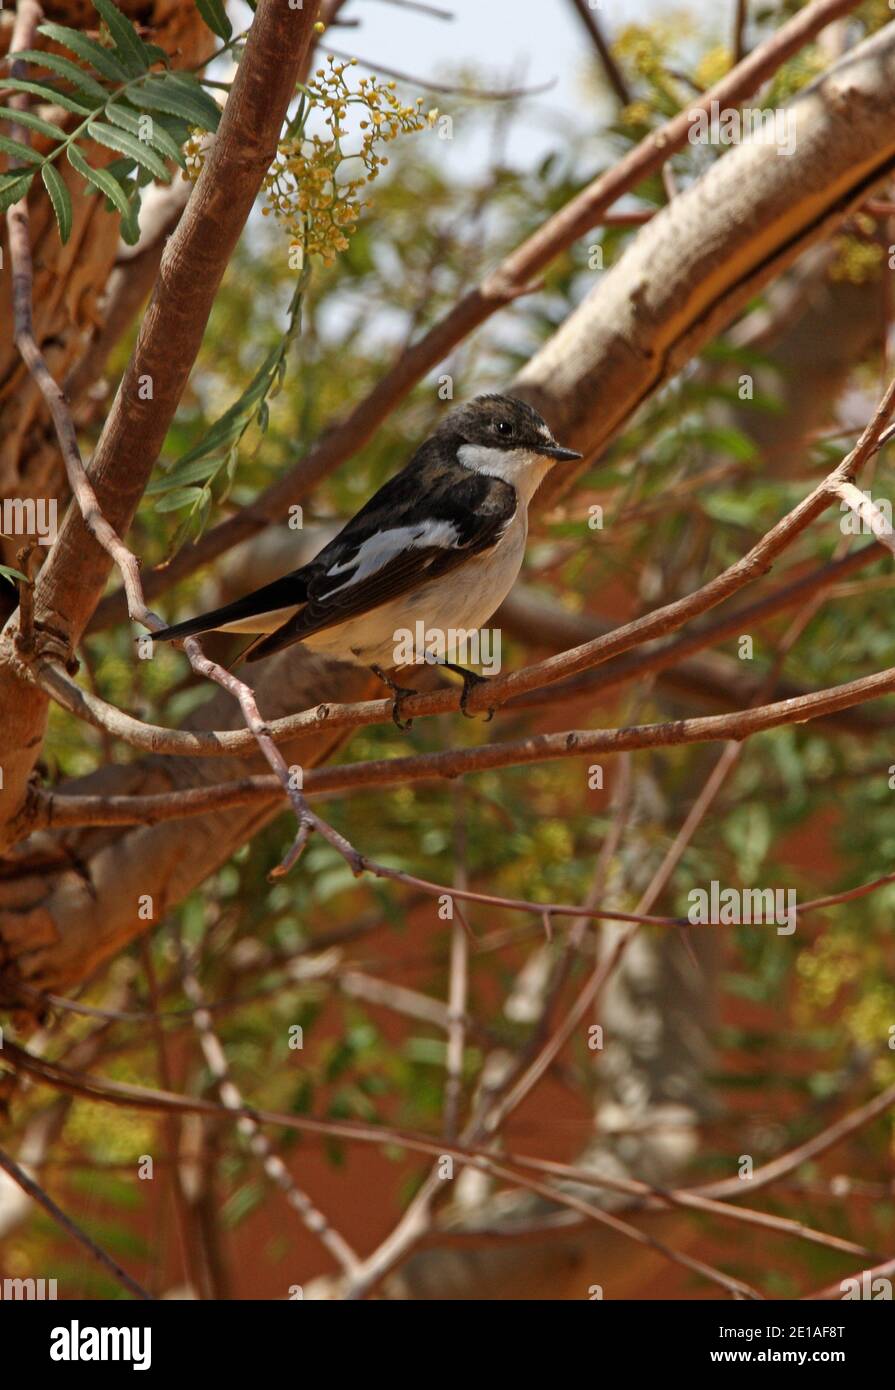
[153,394,582,725]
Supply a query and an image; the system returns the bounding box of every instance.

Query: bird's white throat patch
[458,443,554,505]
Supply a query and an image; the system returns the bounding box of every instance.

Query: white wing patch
[324,520,460,596]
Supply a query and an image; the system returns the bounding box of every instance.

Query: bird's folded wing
[245,502,514,662]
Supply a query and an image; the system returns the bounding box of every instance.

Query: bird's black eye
[496,420,512,436]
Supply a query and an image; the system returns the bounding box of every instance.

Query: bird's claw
[458,670,495,721]
[390,687,416,731]
[371,664,417,732]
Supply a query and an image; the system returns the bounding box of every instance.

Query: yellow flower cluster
[693,45,732,91]
[612,22,689,119]
[613,20,689,80]
[796,932,861,1014]
[829,224,884,285]
[262,56,437,267]
[620,99,652,129]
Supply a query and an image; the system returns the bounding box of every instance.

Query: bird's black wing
[244,449,516,662]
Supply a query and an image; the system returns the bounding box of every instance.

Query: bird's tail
[152,608,232,644]
[151,571,309,646]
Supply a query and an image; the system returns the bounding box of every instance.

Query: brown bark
[0,653,374,998]
[523,21,895,505]
[0,0,322,826]
[0,2,214,590]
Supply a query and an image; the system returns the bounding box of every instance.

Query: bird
[152,394,582,727]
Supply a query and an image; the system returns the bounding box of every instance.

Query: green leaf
[0,78,91,115]
[103,155,136,181]
[119,188,141,244]
[67,141,132,224]
[0,170,34,213]
[143,44,172,69]
[38,21,130,83]
[195,0,232,40]
[92,103,140,136]
[694,424,758,463]
[155,111,191,148]
[196,0,233,42]
[722,803,773,880]
[76,1216,148,1259]
[221,1182,263,1229]
[0,106,68,143]
[154,485,204,512]
[177,412,245,467]
[105,101,186,167]
[151,274,306,552]
[87,120,171,182]
[71,1169,140,1209]
[140,117,185,168]
[41,162,72,243]
[0,133,43,166]
[0,564,28,586]
[146,456,227,495]
[91,0,151,76]
[12,49,109,105]
[129,74,220,132]
[99,159,144,231]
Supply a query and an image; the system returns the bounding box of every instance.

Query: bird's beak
[540,443,582,462]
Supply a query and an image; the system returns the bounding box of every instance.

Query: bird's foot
[370,664,417,731]
[441,663,495,721]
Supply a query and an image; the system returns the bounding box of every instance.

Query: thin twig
[0,1145,153,1301]
[568,0,631,106]
[178,946,361,1276]
[733,0,749,64]
[833,481,895,558]
[0,1039,760,1300]
[443,782,469,1138]
[3,1036,891,1297]
[325,45,555,100]
[139,937,207,1297]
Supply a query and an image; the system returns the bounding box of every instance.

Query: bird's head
[442,394,582,502]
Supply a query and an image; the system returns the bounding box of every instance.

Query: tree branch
[88,0,863,632]
[14,653,895,839]
[0,1144,153,1300]
[0,0,324,824]
[568,0,631,106]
